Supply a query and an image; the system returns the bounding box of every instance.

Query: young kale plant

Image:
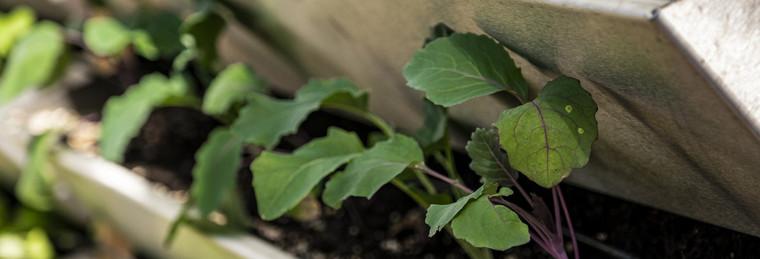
[404,32,598,258]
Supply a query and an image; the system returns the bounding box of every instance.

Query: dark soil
[115,106,760,259]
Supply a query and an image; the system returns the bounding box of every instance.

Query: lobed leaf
[0,7,35,57]
[0,22,64,103]
[496,76,598,187]
[451,196,529,250]
[251,128,364,220]
[83,17,132,57]
[190,128,245,217]
[322,134,423,208]
[465,127,516,184]
[202,63,266,115]
[231,79,366,148]
[100,74,190,162]
[424,185,485,236]
[403,33,529,107]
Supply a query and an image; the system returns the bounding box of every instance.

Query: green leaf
[132,11,183,58]
[322,134,423,208]
[231,79,365,148]
[190,128,244,216]
[0,7,36,57]
[490,187,513,198]
[0,22,64,103]
[181,11,225,69]
[403,33,529,107]
[132,30,159,60]
[16,133,57,212]
[496,76,598,187]
[83,17,131,57]
[414,100,447,148]
[424,185,485,236]
[202,63,266,115]
[451,196,529,250]
[465,127,516,184]
[24,228,54,259]
[100,74,190,162]
[172,48,196,71]
[251,128,364,220]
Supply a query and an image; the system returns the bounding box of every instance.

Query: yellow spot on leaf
[577,128,585,134]
[565,105,573,113]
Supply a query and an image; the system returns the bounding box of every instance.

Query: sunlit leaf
[465,127,516,184]
[496,76,598,187]
[100,74,190,162]
[202,63,266,115]
[424,185,485,236]
[322,134,423,208]
[0,7,35,57]
[0,22,64,103]
[24,228,54,259]
[16,132,57,212]
[190,128,244,216]
[251,128,363,220]
[403,33,529,106]
[231,79,365,148]
[451,196,529,250]
[83,16,131,57]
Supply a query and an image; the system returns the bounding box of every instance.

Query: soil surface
[114,107,760,259]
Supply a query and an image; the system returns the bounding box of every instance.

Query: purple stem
[552,187,564,244]
[556,186,579,259]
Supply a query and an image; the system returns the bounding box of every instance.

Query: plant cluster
[0,4,598,258]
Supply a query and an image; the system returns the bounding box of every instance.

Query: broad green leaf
[231,79,365,148]
[403,33,529,107]
[202,63,266,115]
[0,7,35,57]
[414,100,447,148]
[83,17,131,57]
[100,74,190,162]
[322,134,423,208]
[451,196,529,250]
[465,127,516,184]
[16,132,57,211]
[252,128,363,220]
[424,185,485,236]
[181,11,225,69]
[0,22,64,103]
[496,76,598,187]
[190,128,244,216]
